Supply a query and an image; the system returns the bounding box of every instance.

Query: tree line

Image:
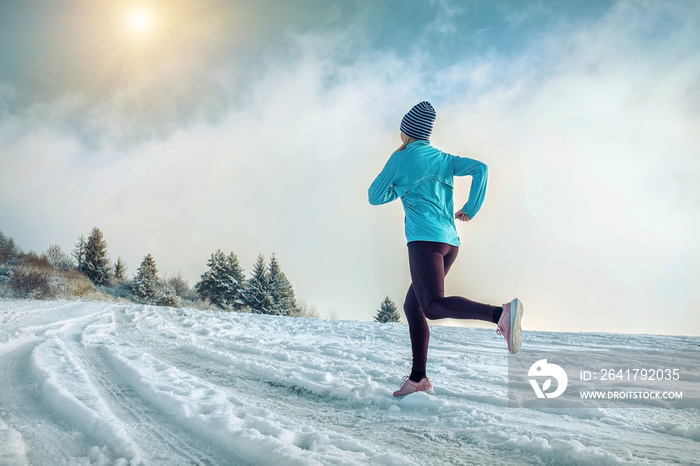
[2,227,401,322]
[1,227,299,315]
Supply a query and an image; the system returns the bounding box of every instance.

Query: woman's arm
[452,155,488,220]
[368,154,400,205]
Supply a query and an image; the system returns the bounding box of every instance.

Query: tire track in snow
[149,309,587,465]
[72,305,251,465]
[157,344,512,466]
[0,417,28,465]
[0,300,80,349]
[0,340,117,464]
[7,301,697,465]
[144,308,638,466]
[103,341,409,466]
[138,309,520,466]
[0,303,129,464]
[73,342,241,465]
[30,335,145,463]
[109,307,418,464]
[1,302,241,465]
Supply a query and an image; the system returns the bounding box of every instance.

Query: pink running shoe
[393,376,435,397]
[497,298,524,354]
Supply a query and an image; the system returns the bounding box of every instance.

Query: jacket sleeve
[368,154,400,205]
[452,155,488,219]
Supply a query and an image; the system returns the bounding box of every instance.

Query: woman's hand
[455,210,470,222]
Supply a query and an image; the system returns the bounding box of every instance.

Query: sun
[126,7,156,36]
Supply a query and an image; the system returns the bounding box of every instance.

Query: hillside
[1,300,698,465]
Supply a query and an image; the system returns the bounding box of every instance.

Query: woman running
[368,101,523,397]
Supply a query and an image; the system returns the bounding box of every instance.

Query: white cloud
[426,0,463,35]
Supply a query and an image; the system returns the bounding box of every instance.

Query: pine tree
[72,235,86,271]
[157,283,181,308]
[132,254,159,303]
[82,228,111,285]
[195,250,246,310]
[375,296,401,323]
[268,253,297,316]
[114,257,127,282]
[0,231,21,265]
[245,254,274,314]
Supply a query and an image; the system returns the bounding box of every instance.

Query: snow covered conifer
[114,257,128,282]
[195,250,246,310]
[268,253,297,316]
[0,231,21,265]
[72,235,86,272]
[132,253,159,304]
[245,254,274,314]
[82,228,111,285]
[375,296,401,323]
[157,283,181,308]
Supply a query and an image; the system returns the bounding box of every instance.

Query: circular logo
[528,359,568,398]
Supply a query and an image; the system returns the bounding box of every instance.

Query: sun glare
[126,7,155,36]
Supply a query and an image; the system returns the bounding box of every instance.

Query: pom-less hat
[400,101,436,140]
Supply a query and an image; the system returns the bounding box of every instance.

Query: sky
[1,0,699,336]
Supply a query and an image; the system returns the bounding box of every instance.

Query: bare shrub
[187,297,214,311]
[166,273,194,300]
[291,300,320,318]
[46,245,74,270]
[82,289,113,301]
[63,269,95,297]
[183,297,250,313]
[10,266,55,299]
[19,252,54,271]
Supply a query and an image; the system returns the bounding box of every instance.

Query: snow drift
[1,300,698,465]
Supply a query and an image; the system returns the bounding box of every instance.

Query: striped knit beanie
[400,101,436,140]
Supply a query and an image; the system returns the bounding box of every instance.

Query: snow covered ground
[1,300,699,465]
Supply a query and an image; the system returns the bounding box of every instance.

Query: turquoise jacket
[368,140,488,246]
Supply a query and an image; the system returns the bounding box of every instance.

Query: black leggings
[404,241,501,374]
